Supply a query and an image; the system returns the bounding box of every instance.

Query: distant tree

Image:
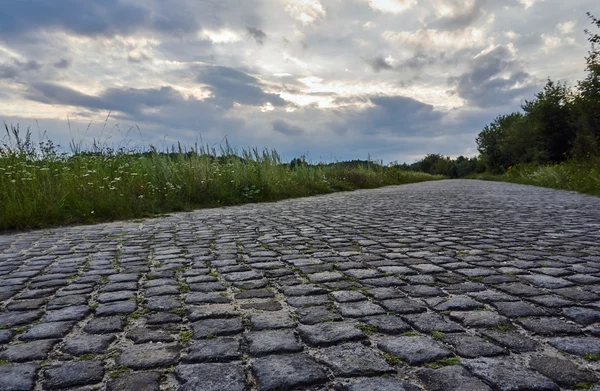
[522,79,575,162]
[419,154,444,174]
[476,113,525,173]
[289,155,308,169]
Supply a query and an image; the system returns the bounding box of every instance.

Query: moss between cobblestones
[424,357,461,369]
[107,364,131,379]
[573,382,595,390]
[381,353,403,365]
[178,330,193,344]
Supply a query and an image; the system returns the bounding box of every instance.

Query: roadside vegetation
[406,13,600,196]
[0,126,443,232]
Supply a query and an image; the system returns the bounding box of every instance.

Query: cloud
[284,0,326,25]
[367,0,417,14]
[433,0,486,29]
[272,119,305,135]
[247,26,267,45]
[382,26,488,51]
[127,50,151,64]
[0,0,199,38]
[449,44,537,108]
[54,59,71,69]
[557,20,576,35]
[0,59,42,79]
[197,66,287,108]
[26,83,185,115]
[0,64,19,79]
[368,56,393,72]
[367,95,444,130]
[199,29,243,44]
[517,0,539,9]
[397,52,447,70]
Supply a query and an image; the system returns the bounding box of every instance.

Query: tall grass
[1,124,443,231]
[475,158,600,196]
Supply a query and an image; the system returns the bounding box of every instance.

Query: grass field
[475,157,600,197]
[1,125,444,231]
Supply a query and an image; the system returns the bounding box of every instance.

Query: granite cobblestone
[1,180,600,390]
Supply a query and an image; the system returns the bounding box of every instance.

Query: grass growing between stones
[1,124,444,231]
[475,158,600,196]
[381,353,403,365]
[573,382,595,390]
[424,357,461,369]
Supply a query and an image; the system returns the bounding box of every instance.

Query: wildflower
[91,211,95,214]
[11,179,15,183]
[138,195,144,199]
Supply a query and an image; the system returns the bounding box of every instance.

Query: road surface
[1,180,600,390]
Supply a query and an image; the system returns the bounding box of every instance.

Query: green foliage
[107,365,130,378]
[479,158,600,196]
[573,382,595,390]
[178,330,193,344]
[356,323,378,336]
[431,331,444,340]
[494,324,514,331]
[424,357,461,369]
[475,14,600,173]
[0,127,443,231]
[381,353,403,365]
[395,154,483,178]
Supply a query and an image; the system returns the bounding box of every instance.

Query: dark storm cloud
[0,59,42,79]
[449,45,537,108]
[54,59,71,69]
[20,82,243,137]
[247,27,267,45]
[368,56,393,72]
[197,66,287,108]
[272,119,304,136]
[26,83,184,115]
[0,64,19,79]
[0,0,198,38]
[27,83,106,110]
[351,95,445,136]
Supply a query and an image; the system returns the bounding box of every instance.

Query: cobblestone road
[1,180,600,391]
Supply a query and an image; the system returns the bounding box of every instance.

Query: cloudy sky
[0,0,596,163]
